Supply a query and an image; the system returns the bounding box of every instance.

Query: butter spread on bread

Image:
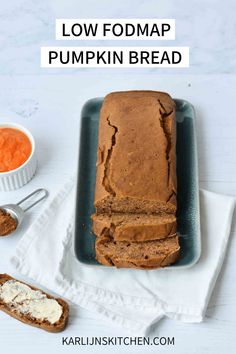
[0,274,69,332]
[0,280,62,324]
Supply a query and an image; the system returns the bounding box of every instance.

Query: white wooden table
[0,74,235,354]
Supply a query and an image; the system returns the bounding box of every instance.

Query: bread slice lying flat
[92,213,176,242]
[95,235,180,269]
[0,274,69,332]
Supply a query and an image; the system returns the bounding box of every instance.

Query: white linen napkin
[11,178,235,334]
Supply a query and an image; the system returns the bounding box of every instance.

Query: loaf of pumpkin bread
[93,90,179,268]
[94,90,176,214]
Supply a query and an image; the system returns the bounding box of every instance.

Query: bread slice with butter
[0,274,69,332]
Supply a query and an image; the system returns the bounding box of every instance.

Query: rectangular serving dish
[74,98,201,269]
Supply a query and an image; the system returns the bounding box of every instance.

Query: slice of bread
[0,274,69,332]
[95,235,180,269]
[92,213,176,242]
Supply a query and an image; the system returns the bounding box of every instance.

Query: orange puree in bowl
[0,128,32,172]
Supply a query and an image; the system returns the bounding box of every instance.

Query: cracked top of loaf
[94,90,177,214]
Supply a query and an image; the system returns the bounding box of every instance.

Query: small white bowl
[0,123,37,191]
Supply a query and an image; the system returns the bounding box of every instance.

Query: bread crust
[0,274,69,332]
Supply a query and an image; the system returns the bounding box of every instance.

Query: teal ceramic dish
[74,98,201,269]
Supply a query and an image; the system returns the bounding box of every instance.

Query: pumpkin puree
[0,128,32,172]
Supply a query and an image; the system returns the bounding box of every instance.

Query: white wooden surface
[0,74,236,354]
